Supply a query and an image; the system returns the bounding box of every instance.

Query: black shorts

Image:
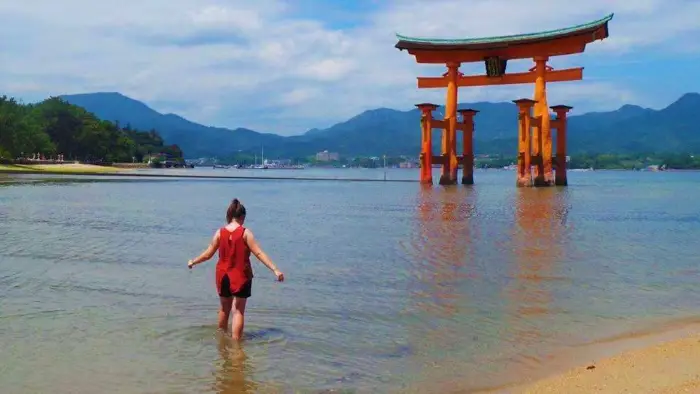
[219,274,252,298]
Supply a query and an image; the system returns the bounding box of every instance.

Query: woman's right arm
[245,230,284,281]
[188,230,220,269]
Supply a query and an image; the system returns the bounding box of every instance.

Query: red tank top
[215,226,253,295]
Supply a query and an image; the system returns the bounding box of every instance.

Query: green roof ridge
[395,13,614,45]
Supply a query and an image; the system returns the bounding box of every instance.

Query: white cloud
[295,58,357,81]
[278,87,321,105]
[0,0,699,135]
[190,6,263,32]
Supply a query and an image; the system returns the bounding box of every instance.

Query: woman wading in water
[188,199,284,340]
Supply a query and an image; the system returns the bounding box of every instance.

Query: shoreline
[511,332,700,393]
[0,163,129,174]
[0,165,416,183]
[480,319,700,393]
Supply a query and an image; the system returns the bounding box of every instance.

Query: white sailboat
[253,145,268,169]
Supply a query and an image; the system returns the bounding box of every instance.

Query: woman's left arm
[245,230,284,281]
[188,230,221,268]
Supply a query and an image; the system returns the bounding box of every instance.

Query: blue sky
[1,0,699,135]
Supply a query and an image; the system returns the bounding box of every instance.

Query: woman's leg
[218,297,233,332]
[231,297,247,340]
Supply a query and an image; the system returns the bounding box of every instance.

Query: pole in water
[383,154,387,181]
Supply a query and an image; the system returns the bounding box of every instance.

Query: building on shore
[263,159,292,166]
[147,153,168,164]
[401,155,419,167]
[316,150,340,162]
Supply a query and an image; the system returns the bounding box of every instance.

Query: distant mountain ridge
[59,92,700,159]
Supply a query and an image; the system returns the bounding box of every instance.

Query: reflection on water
[502,188,571,372]
[511,188,567,321]
[403,185,485,391]
[213,335,256,394]
[412,186,478,319]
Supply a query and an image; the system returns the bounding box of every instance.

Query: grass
[0,163,126,174]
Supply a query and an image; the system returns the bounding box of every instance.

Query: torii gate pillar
[417,103,439,184]
[458,109,479,185]
[551,105,573,186]
[514,99,537,187]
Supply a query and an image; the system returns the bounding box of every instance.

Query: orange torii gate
[396,14,613,186]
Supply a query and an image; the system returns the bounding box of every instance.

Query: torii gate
[395,14,613,187]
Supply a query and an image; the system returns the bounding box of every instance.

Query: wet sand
[509,330,700,393]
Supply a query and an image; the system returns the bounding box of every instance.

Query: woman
[188,198,284,340]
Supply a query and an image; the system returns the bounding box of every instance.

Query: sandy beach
[0,163,128,174]
[507,331,700,393]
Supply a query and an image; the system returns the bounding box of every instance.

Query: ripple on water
[3,172,700,393]
[152,324,288,346]
[0,309,75,321]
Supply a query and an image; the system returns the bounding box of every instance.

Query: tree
[0,94,185,163]
[0,96,54,157]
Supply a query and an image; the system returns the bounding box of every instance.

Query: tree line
[0,96,182,163]
[214,151,700,170]
[477,153,700,170]
[566,153,700,170]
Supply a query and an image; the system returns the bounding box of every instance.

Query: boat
[252,145,268,169]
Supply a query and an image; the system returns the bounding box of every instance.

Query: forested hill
[0,96,181,162]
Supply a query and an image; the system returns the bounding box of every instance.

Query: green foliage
[437,153,700,170]
[562,153,700,170]
[0,95,179,162]
[474,155,515,168]
[0,146,11,159]
[654,153,700,169]
[0,96,54,157]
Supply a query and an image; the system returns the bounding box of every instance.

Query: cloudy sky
[1,0,699,135]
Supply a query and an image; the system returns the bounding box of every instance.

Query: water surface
[1,169,699,393]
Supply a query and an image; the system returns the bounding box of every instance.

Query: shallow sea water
[1,168,699,393]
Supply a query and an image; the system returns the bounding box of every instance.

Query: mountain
[567,93,700,154]
[60,92,700,159]
[60,92,288,158]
